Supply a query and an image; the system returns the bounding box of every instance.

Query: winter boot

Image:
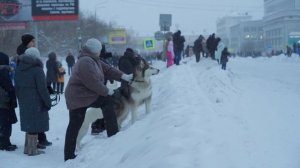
[0,136,16,151]
[27,134,45,156]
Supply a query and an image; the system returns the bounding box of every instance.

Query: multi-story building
[216,14,252,47]
[230,20,264,56]
[263,0,300,52]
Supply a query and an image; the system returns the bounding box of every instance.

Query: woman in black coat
[0,52,18,151]
[46,52,59,92]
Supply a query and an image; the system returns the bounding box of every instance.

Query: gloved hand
[108,88,114,96]
[121,74,133,82]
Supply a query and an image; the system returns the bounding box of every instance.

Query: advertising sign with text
[32,0,79,21]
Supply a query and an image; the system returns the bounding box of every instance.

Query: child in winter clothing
[166,37,175,68]
[220,47,230,70]
[57,62,66,94]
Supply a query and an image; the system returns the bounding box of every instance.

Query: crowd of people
[0,31,231,157]
[0,33,138,161]
[3,29,296,161]
[164,31,230,70]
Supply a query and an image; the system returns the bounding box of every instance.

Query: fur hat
[84,38,102,54]
[21,34,35,46]
[25,47,40,58]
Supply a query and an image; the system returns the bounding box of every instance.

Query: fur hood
[18,55,43,71]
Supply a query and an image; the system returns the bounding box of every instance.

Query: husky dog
[76,108,103,149]
[114,57,160,126]
[77,57,159,147]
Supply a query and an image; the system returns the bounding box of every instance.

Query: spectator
[173,30,185,65]
[193,35,204,62]
[165,36,175,67]
[57,61,66,94]
[46,52,59,92]
[66,51,75,75]
[118,48,137,98]
[215,38,225,64]
[0,52,18,151]
[16,33,52,149]
[220,47,230,70]
[15,47,51,156]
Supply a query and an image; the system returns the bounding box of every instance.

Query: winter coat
[15,55,51,133]
[193,37,203,54]
[65,50,123,111]
[215,42,225,61]
[118,51,136,74]
[66,54,75,67]
[46,52,59,84]
[173,31,185,52]
[166,40,175,67]
[220,48,230,64]
[57,66,66,83]
[0,53,18,125]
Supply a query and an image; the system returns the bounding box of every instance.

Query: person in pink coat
[166,37,175,68]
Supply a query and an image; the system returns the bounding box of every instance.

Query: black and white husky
[76,57,159,148]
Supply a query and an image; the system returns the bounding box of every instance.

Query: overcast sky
[80,0,264,36]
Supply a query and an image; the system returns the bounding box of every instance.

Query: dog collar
[133,80,145,83]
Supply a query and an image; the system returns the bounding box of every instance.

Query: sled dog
[114,57,160,127]
[76,108,103,149]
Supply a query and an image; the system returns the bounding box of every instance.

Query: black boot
[38,132,52,146]
[91,119,106,135]
[0,136,16,151]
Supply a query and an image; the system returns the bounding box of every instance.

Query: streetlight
[77,27,82,51]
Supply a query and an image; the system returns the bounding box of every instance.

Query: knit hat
[21,34,35,46]
[84,38,102,54]
[25,47,40,58]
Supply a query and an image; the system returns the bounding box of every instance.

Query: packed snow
[1,54,300,168]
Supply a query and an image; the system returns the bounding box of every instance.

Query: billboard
[32,0,79,20]
[0,0,32,23]
[108,29,127,45]
[0,0,79,29]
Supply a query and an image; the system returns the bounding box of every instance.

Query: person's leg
[61,82,64,94]
[38,132,52,147]
[0,123,15,151]
[68,66,71,75]
[90,96,118,137]
[56,82,60,94]
[64,107,87,161]
[52,82,56,93]
[27,133,44,156]
[195,53,200,62]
